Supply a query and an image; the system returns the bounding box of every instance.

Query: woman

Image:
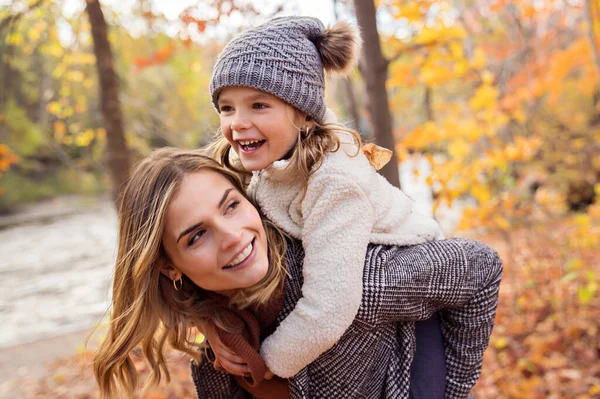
[93,148,502,399]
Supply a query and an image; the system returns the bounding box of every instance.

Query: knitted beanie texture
[210,16,358,123]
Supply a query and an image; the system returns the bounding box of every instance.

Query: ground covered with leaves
[7,216,600,399]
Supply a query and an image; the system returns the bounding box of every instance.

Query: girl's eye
[188,230,205,246]
[253,103,268,110]
[219,105,233,113]
[226,200,240,213]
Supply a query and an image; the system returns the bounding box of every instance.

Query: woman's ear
[159,264,182,282]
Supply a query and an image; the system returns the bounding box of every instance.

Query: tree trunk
[352,0,400,187]
[342,77,361,132]
[332,0,362,133]
[85,0,130,206]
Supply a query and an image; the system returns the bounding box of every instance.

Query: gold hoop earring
[173,277,183,291]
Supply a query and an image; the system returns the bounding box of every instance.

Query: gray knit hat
[210,16,361,124]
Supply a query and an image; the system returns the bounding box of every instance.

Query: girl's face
[218,86,308,171]
[161,170,269,295]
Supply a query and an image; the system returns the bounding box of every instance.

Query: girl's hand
[198,320,250,377]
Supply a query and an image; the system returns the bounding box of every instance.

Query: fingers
[200,320,251,377]
[212,345,247,365]
[215,357,250,376]
[264,369,274,380]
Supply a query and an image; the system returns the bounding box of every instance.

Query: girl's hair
[209,118,363,188]
[93,148,287,399]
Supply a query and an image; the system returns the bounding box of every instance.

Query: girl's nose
[230,110,252,131]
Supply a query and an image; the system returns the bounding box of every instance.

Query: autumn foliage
[0,145,19,194]
[1,0,600,397]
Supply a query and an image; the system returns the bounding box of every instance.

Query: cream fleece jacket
[249,133,443,378]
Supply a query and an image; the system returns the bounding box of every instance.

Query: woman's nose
[219,221,242,250]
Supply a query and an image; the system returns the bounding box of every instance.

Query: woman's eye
[226,200,240,213]
[188,230,205,246]
[253,103,268,110]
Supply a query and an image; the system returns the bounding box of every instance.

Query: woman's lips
[223,238,256,271]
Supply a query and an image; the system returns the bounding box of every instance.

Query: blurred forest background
[1,0,599,398]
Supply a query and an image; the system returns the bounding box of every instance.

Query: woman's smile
[223,237,256,270]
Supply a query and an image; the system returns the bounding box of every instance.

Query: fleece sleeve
[259,174,375,378]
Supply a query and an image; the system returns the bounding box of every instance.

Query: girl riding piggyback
[209,17,443,378]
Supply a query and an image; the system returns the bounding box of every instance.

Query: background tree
[353,0,401,187]
[85,0,130,205]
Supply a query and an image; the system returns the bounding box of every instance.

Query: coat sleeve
[190,357,250,399]
[360,238,502,399]
[259,174,375,378]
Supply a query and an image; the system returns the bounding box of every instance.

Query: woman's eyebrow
[175,188,234,243]
[218,188,234,208]
[177,222,203,244]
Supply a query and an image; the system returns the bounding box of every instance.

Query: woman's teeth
[226,241,253,267]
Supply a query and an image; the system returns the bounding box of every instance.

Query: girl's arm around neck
[259,173,375,378]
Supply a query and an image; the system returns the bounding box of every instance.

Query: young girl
[206,15,484,390]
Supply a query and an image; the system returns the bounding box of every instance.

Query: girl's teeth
[239,140,262,146]
[228,242,253,267]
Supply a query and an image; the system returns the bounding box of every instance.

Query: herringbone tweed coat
[191,238,503,399]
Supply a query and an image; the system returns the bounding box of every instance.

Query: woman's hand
[264,368,274,380]
[198,320,250,377]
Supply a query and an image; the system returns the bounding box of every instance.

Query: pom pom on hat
[314,21,362,75]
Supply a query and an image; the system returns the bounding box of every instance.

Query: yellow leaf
[448,139,471,159]
[54,121,66,140]
[448,41,464,59]
[396,3,422,21]
[27,28,41,42]
[470,48,487,69]
[469,85,498,111]
[513,109,526,124]
[494,336,508,350]
[471,184,492,204]
[67,70,85,82]
[47,101,61,116]
[577,285,595,305]
[494,216,510,230]
[195,334,205,344]
[481,70,494,85]
[75,129,95,147]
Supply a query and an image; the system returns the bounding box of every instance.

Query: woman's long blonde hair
[93,148,287,399]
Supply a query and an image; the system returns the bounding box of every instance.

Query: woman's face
[161,170,269,295]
